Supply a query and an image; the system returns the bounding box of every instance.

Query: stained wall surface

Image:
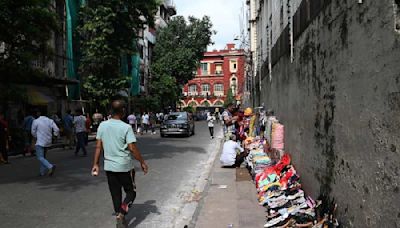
[259,1,400,227]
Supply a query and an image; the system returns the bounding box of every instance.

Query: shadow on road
[126,200,160,227]
[0,122,211,192]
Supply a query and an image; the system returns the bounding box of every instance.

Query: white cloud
[173,0,244,50]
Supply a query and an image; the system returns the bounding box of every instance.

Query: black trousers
[106,170,137,214]
[208,127,214,137]
[223,153,247,168]
[75,132,87,155]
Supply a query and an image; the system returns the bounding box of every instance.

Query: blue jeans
[75,132,87,155]
[35,145,53,176]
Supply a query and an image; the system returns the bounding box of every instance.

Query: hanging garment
[271,123,284,150]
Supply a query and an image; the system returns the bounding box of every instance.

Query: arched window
[230,76,237,95]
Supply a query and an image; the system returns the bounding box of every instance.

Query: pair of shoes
[48,165,56,176]
[116,214,128,228]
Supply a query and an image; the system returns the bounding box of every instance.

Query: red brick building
[181,44,245,111]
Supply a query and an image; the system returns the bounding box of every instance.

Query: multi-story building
[133,0,177,95]
[181,44,245,111]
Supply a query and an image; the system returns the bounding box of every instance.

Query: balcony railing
[214,92,224,97]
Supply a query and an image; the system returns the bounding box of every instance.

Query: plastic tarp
[131,54,140,96]
[66,0,84,100]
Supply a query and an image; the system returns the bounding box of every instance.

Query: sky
[173,0,245,51]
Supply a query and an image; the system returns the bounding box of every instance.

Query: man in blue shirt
[63,110,74,149]
[22,111,35,156]
[92,100,148,228]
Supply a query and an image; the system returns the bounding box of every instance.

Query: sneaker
[48,165,56,176]
[116,215,128,228]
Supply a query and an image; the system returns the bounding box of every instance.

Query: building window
[189,84,197,92]
[215,64,223,74]
[202,84,210,92]
[230,77,237,95]
[214,83,224,96]
[214,84,223,92]
[230,60,237,72]
[201,63,209,75]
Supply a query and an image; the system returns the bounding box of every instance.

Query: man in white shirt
[207,112,216,139]
[220,135,247,168]
[141,113,150,134]
[31,110,59,176]
[127,113,137,133]
[73,109,87,156]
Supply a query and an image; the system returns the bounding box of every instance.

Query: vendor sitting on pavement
[220,135,248,168]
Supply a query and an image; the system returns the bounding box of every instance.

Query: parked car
[160,112,195,137]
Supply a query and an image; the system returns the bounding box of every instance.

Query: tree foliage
[78,0,159,107]
[224,88,235,108]
[0,0,59,79]
[150,15,215,109]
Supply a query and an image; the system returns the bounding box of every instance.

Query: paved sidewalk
[193,145,265,228]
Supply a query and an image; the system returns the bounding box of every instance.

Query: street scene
[0,122,223,228]
[1,0,400,228]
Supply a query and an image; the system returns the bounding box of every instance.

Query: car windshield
[167,112,187,121]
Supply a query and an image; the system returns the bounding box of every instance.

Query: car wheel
[160,134,165,138]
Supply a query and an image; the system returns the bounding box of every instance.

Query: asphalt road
[0,121,223,228]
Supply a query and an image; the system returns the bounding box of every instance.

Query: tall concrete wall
[260,1,400,227]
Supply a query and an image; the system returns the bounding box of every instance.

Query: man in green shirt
[92,100,148,228]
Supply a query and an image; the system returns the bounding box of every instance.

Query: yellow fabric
[244,107,253,116]
[261,182,281,192]
[249,115,256,137]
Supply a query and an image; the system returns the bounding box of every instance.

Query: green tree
[78,0,159,107]
[0,0,59,80]
[224,88,235,108]
[150,16,215,109]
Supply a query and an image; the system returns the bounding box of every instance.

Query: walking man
[31,110,59,176]
[127,112,137,133]
[22,111,35,156]
[63,110,74,149]
[207,112,216,139]
[73,109,87,156]
[141,112,149,134]
[91,100,148,228]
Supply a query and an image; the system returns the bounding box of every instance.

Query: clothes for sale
[265,116,278,144]
[271,123,284,150]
